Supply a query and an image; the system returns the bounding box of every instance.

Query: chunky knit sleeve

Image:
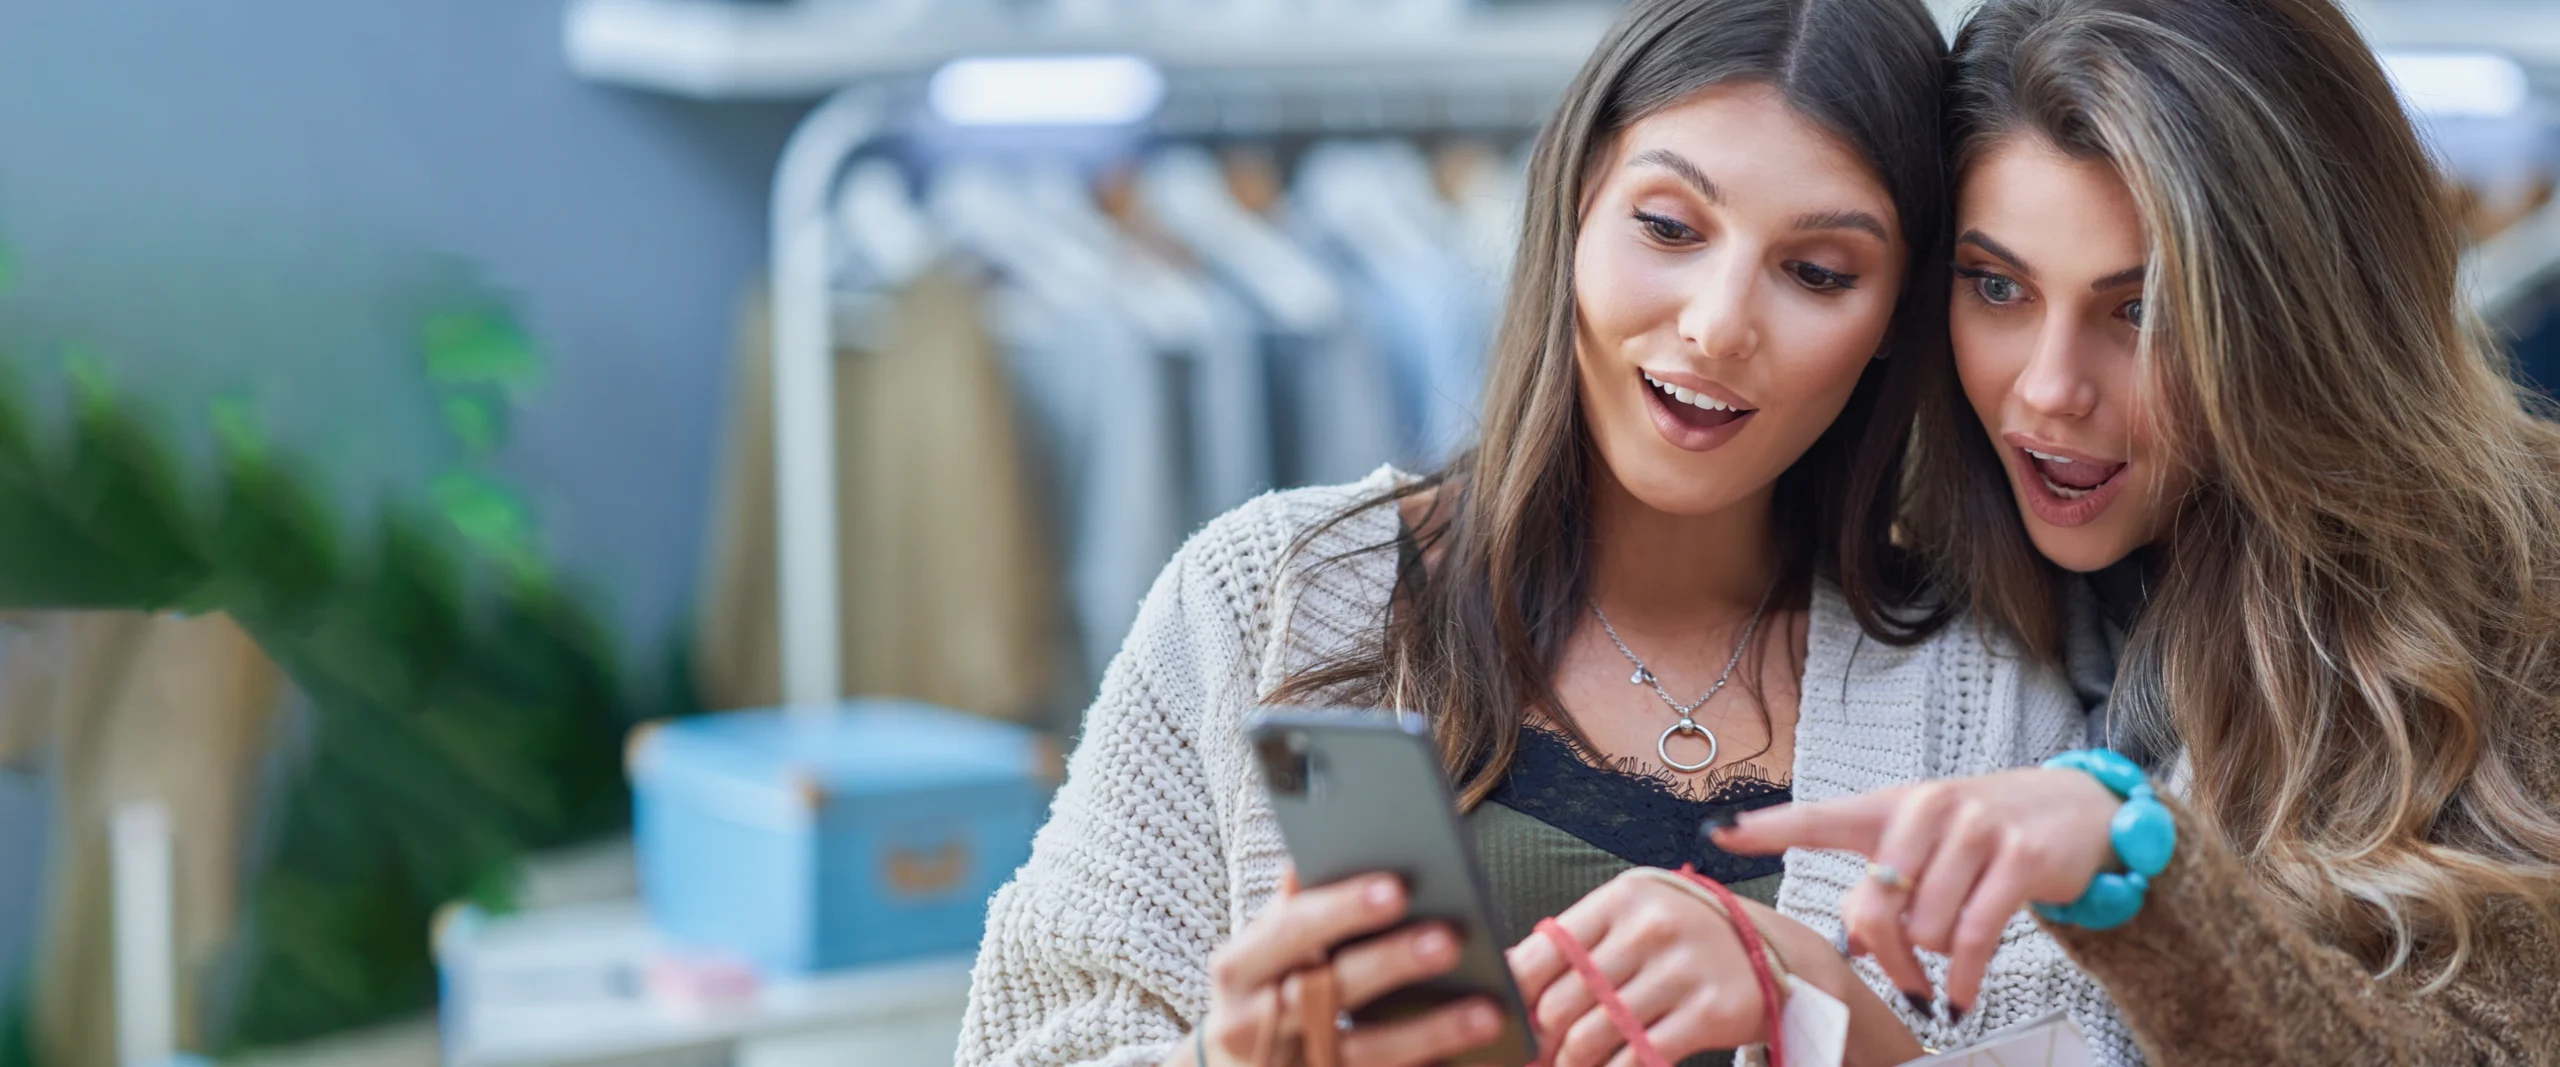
[2043,793,2560,1065]
[957,478,1382,1067]
[1782,593,2142,1064]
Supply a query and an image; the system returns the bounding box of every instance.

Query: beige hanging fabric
[695,268,1058,725]
[0,610,285,1067]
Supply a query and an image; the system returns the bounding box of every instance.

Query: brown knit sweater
[2044,788,2560,1065]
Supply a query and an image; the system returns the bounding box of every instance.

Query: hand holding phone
[1224,711,1538,1066]
[1196,868,1512,1066]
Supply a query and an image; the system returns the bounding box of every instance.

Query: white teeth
[2026,449,2074,465]
[2040,472,2092,501]
[1642,372,1738,412]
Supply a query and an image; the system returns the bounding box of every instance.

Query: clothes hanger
[833,158,941,290]
[1018,164,1223,354]
[1220,144,1288,217]
[1293,140,1449,276]
[1138,146,1344,335]
[926,160,1115,312]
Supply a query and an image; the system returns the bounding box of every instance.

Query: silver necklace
[1593,580,1779,774]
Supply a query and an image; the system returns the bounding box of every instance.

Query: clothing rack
[567,0,1616,711]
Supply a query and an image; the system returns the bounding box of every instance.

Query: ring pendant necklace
[1593,579,1779,773]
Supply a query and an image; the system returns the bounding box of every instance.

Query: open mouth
[2008,439,2132,528]
[1642,371,1755,430]
[2024,448,2128,501]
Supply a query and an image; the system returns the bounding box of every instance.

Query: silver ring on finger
[1865,860,1915,894]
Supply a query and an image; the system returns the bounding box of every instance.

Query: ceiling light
[928,54,1166,127]
[2381,51,2530,118]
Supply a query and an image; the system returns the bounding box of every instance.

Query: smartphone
[1247,709,1537,1065]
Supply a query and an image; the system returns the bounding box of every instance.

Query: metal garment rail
[750,25,1604,710]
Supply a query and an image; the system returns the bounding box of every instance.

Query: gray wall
[0,1,807,658]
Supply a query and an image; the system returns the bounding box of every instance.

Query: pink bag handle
[1530,865,1787,1067]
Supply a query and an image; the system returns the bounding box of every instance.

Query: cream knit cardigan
[959,470,2139,1066]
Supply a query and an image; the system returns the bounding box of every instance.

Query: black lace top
[1485,725,1791,880]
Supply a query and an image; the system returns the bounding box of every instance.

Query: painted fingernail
[1415,928,1452,960]
[1700,810,1742,837]
[1948,1004,1968,1026]
[1369,878,1400,908]
[1828,928,1851,958]
[1904,991,1933,1017]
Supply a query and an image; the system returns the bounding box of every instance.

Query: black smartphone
[1247,709,1537,1065]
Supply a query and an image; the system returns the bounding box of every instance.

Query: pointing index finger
[1708,790,1903,857]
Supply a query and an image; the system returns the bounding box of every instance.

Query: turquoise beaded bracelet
[2031,748,2178,931]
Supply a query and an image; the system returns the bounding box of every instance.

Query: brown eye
[1788,261,1855,291]
[1633,210,1697,245]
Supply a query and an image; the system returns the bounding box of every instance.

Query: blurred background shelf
[435,900,972,1067]
[564,0,1621,100]
[229,1019,440,1067]
[563,0,2560,102]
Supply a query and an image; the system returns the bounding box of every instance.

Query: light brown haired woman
[1721,0,2560,1061]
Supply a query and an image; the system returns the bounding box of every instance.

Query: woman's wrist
[1736,909,1926,1066]
[1782,921,1928,1066]
[1763,910,1857,1003]
[2033,749,2178,930]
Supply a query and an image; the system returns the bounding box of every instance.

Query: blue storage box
[628,700,1055,975]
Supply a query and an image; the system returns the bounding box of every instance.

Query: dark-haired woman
[959,0,2136,1064]
[1722,0,2560,1062]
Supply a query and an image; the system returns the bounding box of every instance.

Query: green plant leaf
[420,310,543,394]
[439,393,507,456]
[428,471,545,582]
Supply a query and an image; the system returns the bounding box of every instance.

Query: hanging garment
[1292,141,1491,467]
[1173,286,1277,521]
[694,267,1059,724]
[930,161,1198,695]
[1266,317,1405,489]
[1443,138,1529,333]
[2507,283,2560,401]
[0,611,285,1067]
[1025,165,1274,526]
[984,281,1188,694]
[1138,148,1402,491]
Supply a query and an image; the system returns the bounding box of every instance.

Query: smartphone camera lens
[1256,731,1312,796]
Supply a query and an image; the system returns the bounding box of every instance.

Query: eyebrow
[2091,264,2147,292]
[1957,229,2034,276]
[1793,209,1891,243]
[1629,148,1721,203]
[1631,149,1889,242]
[1962,228,2146,291]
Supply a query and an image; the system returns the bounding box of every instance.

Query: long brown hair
[1926,0,2560,983]
[1271,0,1955,809]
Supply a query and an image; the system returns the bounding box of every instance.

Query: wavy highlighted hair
[1919,0,2560,985]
